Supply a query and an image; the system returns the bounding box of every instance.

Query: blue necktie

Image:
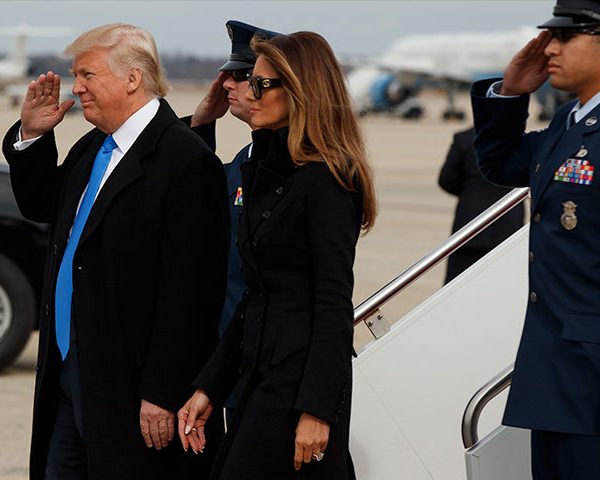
[55,135,117,360]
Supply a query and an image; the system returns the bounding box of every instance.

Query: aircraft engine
[369,73,407,110]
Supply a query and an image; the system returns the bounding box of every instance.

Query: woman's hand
[177,389,213,454]
[293,412,330,470]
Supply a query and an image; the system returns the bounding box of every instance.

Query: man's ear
[126,67,143,93]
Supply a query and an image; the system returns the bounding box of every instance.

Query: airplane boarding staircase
[350,188,533,480]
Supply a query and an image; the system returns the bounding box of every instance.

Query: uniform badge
[234,186,243,206]
[561,201,578,230]
[554,158,594,185]
[586,117,598,126]
[576,147,588,158]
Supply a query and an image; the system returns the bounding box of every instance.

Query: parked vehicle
[0,163,47,369]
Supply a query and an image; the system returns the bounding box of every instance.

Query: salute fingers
[42,72,55,98]
[20,71,73,139]
[33,74,46,101]
[29,72,60,105]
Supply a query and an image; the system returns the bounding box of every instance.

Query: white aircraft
[0,25,72,91]
[348,26,568,121]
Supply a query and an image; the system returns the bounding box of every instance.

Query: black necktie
[567,110,577,129]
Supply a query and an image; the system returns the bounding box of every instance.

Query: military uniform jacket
[2,100,229,479]
[184,117,249,336]
[472,79,600,435]
[194,127,360,479]
[219,144,251,337]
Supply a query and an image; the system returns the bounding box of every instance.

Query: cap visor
[219,59,255,71]
[538,16,588,28]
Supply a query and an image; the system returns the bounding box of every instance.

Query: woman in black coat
[178,32,377,479]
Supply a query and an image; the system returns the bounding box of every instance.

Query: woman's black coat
[194,128,361,479]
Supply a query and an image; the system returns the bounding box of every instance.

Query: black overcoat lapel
[79,99,178,245]
[53,135,104,244]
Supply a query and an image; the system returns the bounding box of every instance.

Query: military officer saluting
[471,0,600,477]
[188,20,279,340]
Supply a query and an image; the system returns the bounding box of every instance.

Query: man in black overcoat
[438,127,524,283]
[1,24,228,480]
[471,0,600,477]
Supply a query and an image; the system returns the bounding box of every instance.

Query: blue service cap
[538,0,600,29]
[220,20,281,71]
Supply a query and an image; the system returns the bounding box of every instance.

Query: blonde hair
[64,23,169,97]
[252,32,377,232]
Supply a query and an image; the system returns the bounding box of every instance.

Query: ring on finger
[312,452,324,462]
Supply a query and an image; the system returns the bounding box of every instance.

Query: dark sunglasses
[228,69,252,83]
[550,27,600,43]
[248,75,282,99]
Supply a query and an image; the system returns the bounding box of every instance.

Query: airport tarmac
[0,85,544,479]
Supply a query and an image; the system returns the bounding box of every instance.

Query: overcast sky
[1,1,555,58]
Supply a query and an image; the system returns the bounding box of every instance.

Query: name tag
[554,158,594,185]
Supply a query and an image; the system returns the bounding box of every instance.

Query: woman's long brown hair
[252,31,377,233]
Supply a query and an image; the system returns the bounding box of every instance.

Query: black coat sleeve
[137,145,230,412]
[2,121,64,222]
[180,115,217,153]
[191,296,246,407]
[293,168,360,425]
[471,79,536,187]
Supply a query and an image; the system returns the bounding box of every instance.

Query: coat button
[259,291,264,298]
[44,304,49,315]
[252,237,258,247]
[53,243,58,255]
[256,315,262,324]
[533,213,541,223]
[535,163,540,173]
[529,251,534,263]
[529,292,538,303]
[262,210,271,220]
[275,186,283,195]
